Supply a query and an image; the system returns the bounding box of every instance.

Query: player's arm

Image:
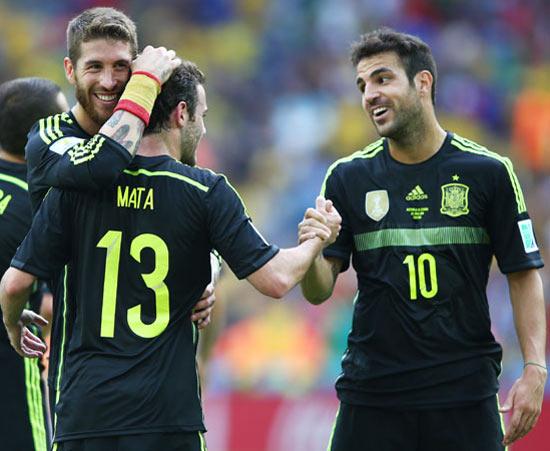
[300,255,343,305]
[27,46,180,191]
[2,189,70,357]
[298,199,344,304]
[246,197,341,298]
[0,268,46,358]
[246,237,326,298]
[500,268,547,446]
[207,176,340,299]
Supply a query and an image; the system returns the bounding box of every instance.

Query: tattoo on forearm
[111,118,145,156]
[112,125,130,142]
[106,110,123,128]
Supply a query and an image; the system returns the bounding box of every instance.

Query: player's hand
[298,196,341,246]
[132,46,182,84]
[191,283,215,330]
[500,364,547,446]
[6,309,48,358]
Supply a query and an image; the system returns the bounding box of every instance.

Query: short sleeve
[11,188,71,279]
[206,176,278,279]
[487,159,543,273]
[320,167,353,272]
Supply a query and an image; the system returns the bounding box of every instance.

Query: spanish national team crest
[365,190,389,221]
[440,183,469,217]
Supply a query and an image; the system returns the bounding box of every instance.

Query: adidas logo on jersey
[405,185,428,201]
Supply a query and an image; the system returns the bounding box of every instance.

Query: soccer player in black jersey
[20,7,215,426]
[0,61,340,451]
[299,28,546,450]
[0,77,69,451]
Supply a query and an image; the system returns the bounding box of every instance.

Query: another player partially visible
[0,77,69,451]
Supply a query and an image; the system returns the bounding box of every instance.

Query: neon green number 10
[97,230,170,338]
[402,253,438,300]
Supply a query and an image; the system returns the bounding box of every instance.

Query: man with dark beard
[1,60,340,451]
[298,28,546,450]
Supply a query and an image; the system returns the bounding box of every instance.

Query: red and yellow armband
[113,71,161,126]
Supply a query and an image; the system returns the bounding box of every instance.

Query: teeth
[373,107,387,117]
[96,94,117,101]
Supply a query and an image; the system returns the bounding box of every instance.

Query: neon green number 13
[97,230,170,338]
[402,253,438,301]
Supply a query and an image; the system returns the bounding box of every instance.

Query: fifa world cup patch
[518,219,539,253]
[440,182,469,217]
[50,136,85,155]
[365,190,389,221]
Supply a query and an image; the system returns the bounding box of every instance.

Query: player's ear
[415,70,432,100]
[174,100,189,127]
[64,57,76,85]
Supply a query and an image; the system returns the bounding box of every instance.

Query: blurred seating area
[1,0,548,397]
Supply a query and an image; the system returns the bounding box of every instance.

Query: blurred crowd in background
[0,0,548,397]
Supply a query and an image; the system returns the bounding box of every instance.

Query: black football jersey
[13,155,278,440]
[322,133,543,409]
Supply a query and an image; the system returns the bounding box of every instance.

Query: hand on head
[132,46,182,85]
[298,196,342,246]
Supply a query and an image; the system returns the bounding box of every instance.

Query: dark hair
[145,61,206,135]
[0,78,64,156]
[67,7,138,63]
[351,27,437,104]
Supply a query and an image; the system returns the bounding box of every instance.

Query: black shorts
[0,349,50,451]
[54,431,207,451]
[327,396,505,451]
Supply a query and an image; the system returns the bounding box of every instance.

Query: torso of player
[332,135,496,308]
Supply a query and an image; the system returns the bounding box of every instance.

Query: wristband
[113,72,160,126]
[523,362,548,371]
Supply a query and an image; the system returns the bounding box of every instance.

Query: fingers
[15,327,45,358]
[191,296,215,321]
[196,308,213,330]
[298,218,331,242]
[133,46,181,84]
[499,384,515,413]
[501,379,544,446]
[191,284,216,327]
[21,310,48,327]
[21,328,47,353]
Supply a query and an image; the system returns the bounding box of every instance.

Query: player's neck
[387,114,446,164]
[0,149,25,164]
[138,134,172,158]
[72,104,101,136]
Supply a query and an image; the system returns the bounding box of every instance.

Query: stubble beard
[375,93,425,145]
[74,79,112,128]
[180,121,202,166]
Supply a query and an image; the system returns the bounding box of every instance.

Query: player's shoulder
[131,158,225,194]
[27,112,84,153]
[325,138,385,177]
[447,133,512,172]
